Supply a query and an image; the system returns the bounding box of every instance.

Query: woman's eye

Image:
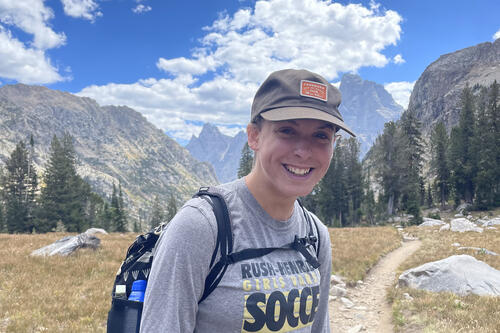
[278,128,294,135]
[315,132,331,141]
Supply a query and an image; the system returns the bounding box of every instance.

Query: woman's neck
[244,174,296,221]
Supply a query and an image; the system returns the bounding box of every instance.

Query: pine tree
[373,121,403,216]
[166,194,178,222]
[149,195,164,229]
[399,109,424,222]
[430,121,450,207]
[237,142,254,178]
[449,85,477,204]
[37,133,91,232]
[426,183,433,208]
[110,183,127,232]
[2,141,38,233]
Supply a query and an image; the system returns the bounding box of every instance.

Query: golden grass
[0,233,137,333]
[0,226,403,332]
[389,219,500,333]
[330,226,401,284]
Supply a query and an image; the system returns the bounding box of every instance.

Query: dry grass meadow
[0,215,498,332]
[389,208,500,333]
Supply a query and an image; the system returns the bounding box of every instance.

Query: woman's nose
[293,139,313,159]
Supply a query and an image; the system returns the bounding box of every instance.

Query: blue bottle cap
[131,280,147,292]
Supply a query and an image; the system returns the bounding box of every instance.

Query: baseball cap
[251,69,355,137]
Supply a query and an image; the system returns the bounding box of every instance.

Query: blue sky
[1,0,499,145]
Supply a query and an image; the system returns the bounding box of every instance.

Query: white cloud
[494,28,500,40]
[384,81,415,109]
[79,0,403,141]
[132,4,152,14]
[393,54,405,64]
[0,27,63,84]
[0,0,67,83]
[60,0,102,22]
[0,0,66,49]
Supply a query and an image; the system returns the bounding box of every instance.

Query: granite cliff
[0,84,218,221]
[186,123,247,183]
[408,38,500,134]
[339,74,404,157]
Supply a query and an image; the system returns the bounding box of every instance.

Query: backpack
[106,187,321,333]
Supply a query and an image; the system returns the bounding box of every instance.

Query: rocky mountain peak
[186,123,246,183]
[339,74,404,157]
[408,39,500,134]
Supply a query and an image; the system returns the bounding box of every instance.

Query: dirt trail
[329,240,422,333]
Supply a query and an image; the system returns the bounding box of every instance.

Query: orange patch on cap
[300,80,327,102]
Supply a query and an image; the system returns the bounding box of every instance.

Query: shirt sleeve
[311,218,332,332]
[140,200,217,333]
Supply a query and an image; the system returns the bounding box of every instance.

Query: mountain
[408,38,500,134]
[186,123,247,183]
[0,84,218,221]
[339,74,404,157]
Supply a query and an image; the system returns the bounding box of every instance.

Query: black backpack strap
[194,187,233,304]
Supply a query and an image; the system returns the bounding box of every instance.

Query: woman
[140,69,355,332]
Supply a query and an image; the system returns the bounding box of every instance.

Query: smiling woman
[139,68,355,333]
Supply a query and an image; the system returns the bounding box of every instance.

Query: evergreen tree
[399,109,424,222]
[449,85,477,204]
[345,138,363,225]
[430,121,450,207]
[149,195,164,229]
[237,142,254,178]
[426,183,433,208]
[373,121,403,216]
[166,194,178,222]
[110,183,127,232]
[473,86,496,209]
[2,141,38,233]
[37,133,92,232]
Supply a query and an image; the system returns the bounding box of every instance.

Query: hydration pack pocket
[107,298,143,333]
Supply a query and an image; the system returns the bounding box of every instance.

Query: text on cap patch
[300,80,327,102]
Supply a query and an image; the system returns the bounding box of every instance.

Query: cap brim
[261,107,356,137]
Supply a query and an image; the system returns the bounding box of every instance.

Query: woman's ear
[246,123,260,151]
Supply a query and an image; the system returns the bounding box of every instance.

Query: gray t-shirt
[140,178,332,332]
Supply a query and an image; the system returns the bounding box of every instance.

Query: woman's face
[248,118,336,199]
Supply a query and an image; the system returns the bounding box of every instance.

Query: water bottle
[128,280,147,302]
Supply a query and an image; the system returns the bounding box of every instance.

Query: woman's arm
[140,201,217,333]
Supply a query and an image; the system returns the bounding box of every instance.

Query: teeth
[285,165,311,175]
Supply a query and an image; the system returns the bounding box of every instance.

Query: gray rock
[482,217,500,227]
[330,285,347,297]
[330,274,344,286]
[450,218,483,233]
[341,297,355,308]
[347,324,365,333]
[419,217,446,227]
[31,233,101,256]
[451,242,461,247]
[439,224,450,232]
[398,255,500,296]
[85,228,108,235]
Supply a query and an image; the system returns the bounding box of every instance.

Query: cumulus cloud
[132,4,152,14]
[0,0,66,49]
[494,28,500,40]
[60,0,102,21]
[384,81,415,109]
[0,0,68,83]
[79,0,403,141]
[393,54,405,64]
[0,27,63,84]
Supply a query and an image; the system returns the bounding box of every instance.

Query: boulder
[481,217,500,227]
[457,247,498,256]
[31,232,101,256]
[450,218,483,233]
[419,218,446,227]
[398,255,500,296]
[439,224,450,232]
[85,228,108,235]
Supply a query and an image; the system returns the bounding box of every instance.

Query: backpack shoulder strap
[193,187,233,304]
